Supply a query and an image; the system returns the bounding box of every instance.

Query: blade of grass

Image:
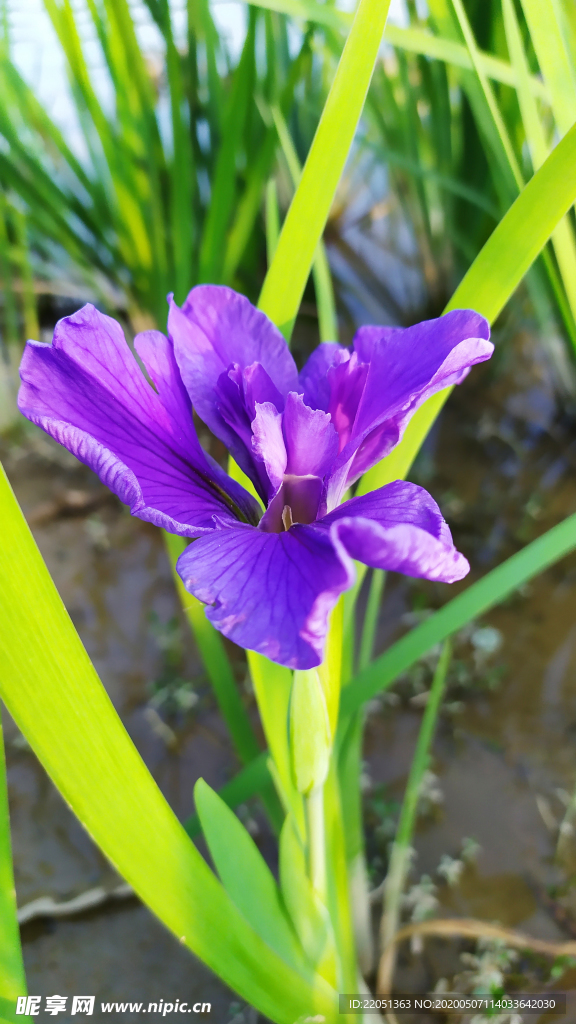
[223,130,278,283]
[0,195,18,347]
[503,0,576,351]
[258,0,392,339]
[449,0,523,190]
[358,570,386,672]
[43,0,153,278]
[360,119,576,497]
[199,11,257,284]
[156,0,196,301]
[336,709,373,975]
[520,0,576,137]
[342,511,576,716]
[243,0,549,100]
[223,31,314,284]
[92,0,170,314]
[184,750,271,838]
[0,466,337,1024]
[10,208,39,341]
[324,758,356,993]
[270,103,337,341]
[377,639,452,995]
[195,778,308,971]
[266,176,281,264]
[0,708,28,1024]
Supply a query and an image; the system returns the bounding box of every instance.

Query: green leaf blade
[0,712,27,1017]
[360,119,576,497]
[0,467,336,1024]
[195,779,309,974]
[342,512,576,716]
[258,0,392,338]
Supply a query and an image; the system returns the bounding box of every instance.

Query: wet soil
[363,327,576,1000]
[4,319,576,1020]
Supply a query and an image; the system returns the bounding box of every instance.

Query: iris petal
[324,309,493,507]
[168,284,298,440]
[176,522,353,669]
[18,304,260,535]
[318,481,469,583]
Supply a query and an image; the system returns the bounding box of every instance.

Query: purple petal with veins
[18,304,260,536]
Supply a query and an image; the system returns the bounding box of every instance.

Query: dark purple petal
[212,366,272,500]
[318,480,469,583]
[18,304,260,535]
[320,479,453,542]
[251,402,286,492]
[253,393,339,529]
[259,474,324,532]
[168,285,298,441]
[326,354,369,454]
[176,523,353,669]
[325,310,492,507]
[282,393,338,478]
[177,479,468,669]
[329,516,469,583]
[298,342,349,411]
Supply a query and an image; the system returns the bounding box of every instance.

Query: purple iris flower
[18,286,492,669]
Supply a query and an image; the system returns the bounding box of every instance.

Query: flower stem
[307,783,327,902]
[358,570,386,670]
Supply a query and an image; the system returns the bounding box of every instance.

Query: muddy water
[3,323,576,1017]
[363,330,576,995]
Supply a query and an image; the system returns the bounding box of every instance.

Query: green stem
[0,707,29,1024]
[324,758,358,996]
[377,638,452,994]
[337,710,371,977]
[163,533,284,832]
[265,177,280,264]
[358,570,386,671]
[307,784,327,901]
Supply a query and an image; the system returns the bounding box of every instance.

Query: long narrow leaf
[184,751,271,838]
[195,779,308,972]
[360,119,576,495]
[270,103,337,342]
[258,0,392,338]
[520,0,576,136]
[0,467,337,1024]
[243,0,549,100]
[0,710,28,1024]
[503,0,576,345]
[341,512,576,715]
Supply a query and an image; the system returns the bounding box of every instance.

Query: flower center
[259,474,323,532]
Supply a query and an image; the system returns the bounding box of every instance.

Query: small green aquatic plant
[2,2,576,1022]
